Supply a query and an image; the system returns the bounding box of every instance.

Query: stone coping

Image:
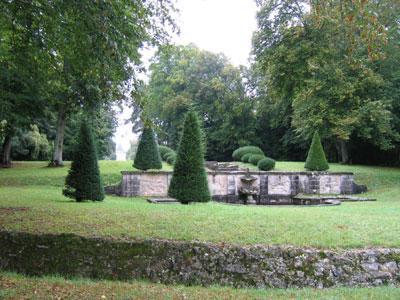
[121,170,354,175]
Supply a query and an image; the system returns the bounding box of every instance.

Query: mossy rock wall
[0,231,399,288]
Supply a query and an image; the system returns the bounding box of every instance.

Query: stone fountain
[238,169,259,204]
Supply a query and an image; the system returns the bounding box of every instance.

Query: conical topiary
[134,125,162,170]
[168,111,211,203]
[305,131,329,171]
[63,121,104,202]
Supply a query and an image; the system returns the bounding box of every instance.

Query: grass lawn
[0,161,399,248]
[1,272,400,300]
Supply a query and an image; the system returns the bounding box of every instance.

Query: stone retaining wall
[0,231,399,288]
[117,171,356,204]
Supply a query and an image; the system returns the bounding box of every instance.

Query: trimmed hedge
[248,154,266,165]
[159,145,175,161]
[258,157,276,171]
[134,126,162,170]
[168,111,210,203]
[241,153,252,163]
[165,152,177,165]
[232,146,264,161]
[305,132,329,171]
[63,121,104,202]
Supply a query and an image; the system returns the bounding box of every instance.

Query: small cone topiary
[63,121,104,202]
[168,111,211,203]
[305,131,329,171]
[134,125,162,170]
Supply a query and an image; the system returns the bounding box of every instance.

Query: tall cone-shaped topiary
[134,125,162,170]
[305,131,329,171]
[168,111,211,203]
[63,121,104,202]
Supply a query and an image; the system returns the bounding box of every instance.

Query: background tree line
[136,0,400,165]
[2,0,399,166]
[0,0,176,166]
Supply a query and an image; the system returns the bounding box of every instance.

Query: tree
[0,0,176,167]
[253,0,399,163]
[134,125,162,170]
[168,111,211,203]
[145,44,258,161]
[0,0,51,166]
[63,121,104,202]
[47,0,176,166]
[305,132,329,171]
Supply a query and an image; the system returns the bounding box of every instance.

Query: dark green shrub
[232,146,264,161]
[258,157,276,171]
[134,126,162,170]
[164,151,176,165]
[305,131,329,171]
[249,154,266,165]
[166,152,176,165]
[241,153,252,163]
[63,121,104,202]
[159,145,175,161]
[168,111,210,203]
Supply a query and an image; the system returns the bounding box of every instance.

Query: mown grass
[0,161,399,248]
[1,272,399,300]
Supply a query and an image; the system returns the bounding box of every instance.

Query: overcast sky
[115,0,259,160]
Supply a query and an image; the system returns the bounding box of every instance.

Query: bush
[304,131,329,171]
[164,151,177,165]
[159,145,174,160]
[258,157,276,171]
[232,146,264,161]
[63,121,104,202]
[241,153,252,163]
[248,154,266,165]
[166,152,176,165]
[134,126,162,170]
[168,111,210,203]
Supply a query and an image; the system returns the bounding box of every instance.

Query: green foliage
[159,145,176,161]
[305,132,329,171]
[248,154,266,166]
[134,126,162,171]
[145,44,258,161]
[125,141,138,161]
[253,0,400,163]
[241,153,253,163]
[11,125,50,161]
[232,146,264,161]
[165,152,177,165]
[258,158,276,171]
[63,122,104,202]
[168,111,210,203]
[62,109,117,161]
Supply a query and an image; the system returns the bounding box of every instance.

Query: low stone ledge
[1,231,399,288]
[121,170,355,176]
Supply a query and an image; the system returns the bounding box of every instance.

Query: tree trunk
[51,106,67,166]
[338,139,349,164]
[1,133,13,167]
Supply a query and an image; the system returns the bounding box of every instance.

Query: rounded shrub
[232,146,264,161]
[159,145,174,160]
[159,145,176,161]
[241,153,252,163]
[165,152,176,165]
[134,126,162,170]
[166,153,176,165]
[305,131,329,171]
[248,154,266,165]
[258,157,276,171]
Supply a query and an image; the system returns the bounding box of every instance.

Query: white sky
[114,0,258,160]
